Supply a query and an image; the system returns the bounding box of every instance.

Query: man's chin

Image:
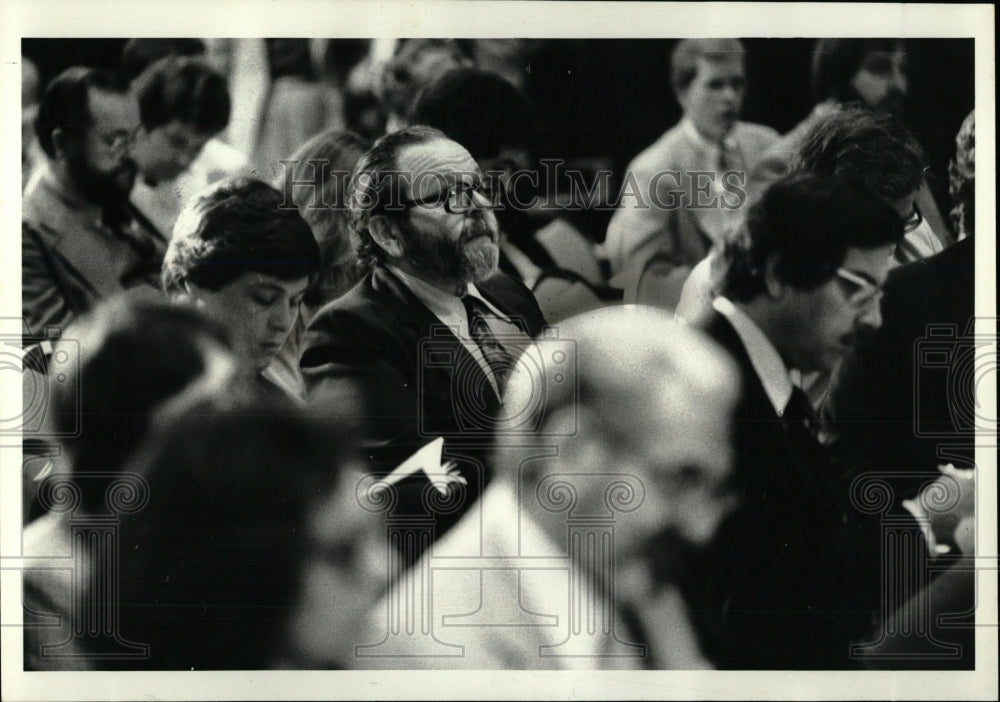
[466,241,500,282]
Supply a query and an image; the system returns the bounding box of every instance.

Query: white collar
[713,296,795,416]
[387,265,511,323]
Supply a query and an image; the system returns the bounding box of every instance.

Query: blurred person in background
[605,39,779,310]
[268,128,372,399]
[752,39,950,259]
[23,67,165,336]
[22,56,43,190]
[162,177,321,401]
[105,402,385,669]
[378,39,471,133]
[128,54,234,237]
[356,306,739,669]
[678,105,931,342]
[251,39,331,182]
[22,298,236,670]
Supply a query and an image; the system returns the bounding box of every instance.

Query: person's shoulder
[734,121,781,147]
[627,122,689,172]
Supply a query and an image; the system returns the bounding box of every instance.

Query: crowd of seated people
[18,36,978,673]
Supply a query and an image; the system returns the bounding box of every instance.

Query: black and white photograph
[1,1,996,700]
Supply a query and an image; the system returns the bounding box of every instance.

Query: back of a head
[670,38,745,99]
[721,172,905,303]
[277,129,372,304]
[48,297,233,512]
[810,38,904,104]
[34,66,124,160]
[380,39,470,121]
[113,402,351,669]
[133,54,231,134]
[163,176,321,295]
[121,38,207,84]
[792,103,925,202]
[498,306,739,474]
[409,66,539,160]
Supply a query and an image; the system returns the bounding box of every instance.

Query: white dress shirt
[388,266,531,399]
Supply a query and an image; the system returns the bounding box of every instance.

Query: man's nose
[268,302,295,331]
[857,300,884,331]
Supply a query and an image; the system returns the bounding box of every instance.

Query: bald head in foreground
[353,305,739,670]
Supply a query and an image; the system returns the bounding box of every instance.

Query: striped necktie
[462,295,514,394]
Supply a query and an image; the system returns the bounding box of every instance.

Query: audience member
[677,105,930,332]
[300,126,545,551]
[410,66,609,323]
[824,110,976,547]
[128,55,233,237]
[22,298,236,670]
[356,305,739,669]
[268,128,372,399]
[23,67,165,336]
[22,56,43,190]
[106,403,385,669]
[162,177,321,400]
[753,39,951,258]
[678,173,905,668]
[379,39,470,133]
[251,39,332,182]
[604,39,779,309]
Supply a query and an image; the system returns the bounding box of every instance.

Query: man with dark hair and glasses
[300,126,544,552]
[673,173,906,669]
[23,66,166,336]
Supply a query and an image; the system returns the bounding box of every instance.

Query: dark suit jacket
[299,266,545,544]
[824,237,977,496]
[677,311,880,669]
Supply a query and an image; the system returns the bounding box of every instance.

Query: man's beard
[402,217,500,286]
[66,149,138,215]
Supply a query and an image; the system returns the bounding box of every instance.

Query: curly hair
[792,103,926,202]
[348,125,447,267]
[163,177,321,294]
[721,173,904,302]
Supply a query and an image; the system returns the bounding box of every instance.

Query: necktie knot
[784,386,819,439]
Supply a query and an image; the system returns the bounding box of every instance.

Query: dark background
[23,37,975,224]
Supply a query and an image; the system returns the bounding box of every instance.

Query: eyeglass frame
[834,267,885,309]
[395,176,502,215]
[902,202,923,234]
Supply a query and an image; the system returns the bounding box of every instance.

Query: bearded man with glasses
[300,126,545,555]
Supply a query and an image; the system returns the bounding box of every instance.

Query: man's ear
[50,128,73,162]
[368,215,405,259]
[763,253,786,299]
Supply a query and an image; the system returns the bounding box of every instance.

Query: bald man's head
[497,306,740,549]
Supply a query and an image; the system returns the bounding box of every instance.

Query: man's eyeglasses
[835,267,884,309]
[902,203,923,234]
[398,179,501,215]
[99,125,142,153]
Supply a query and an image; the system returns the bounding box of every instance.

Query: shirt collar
[681,118,738,153]
[387,265,512,323]
[713,296,794,415]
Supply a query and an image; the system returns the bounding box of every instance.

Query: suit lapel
[372,267,497,404]
[704,312,832,504]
